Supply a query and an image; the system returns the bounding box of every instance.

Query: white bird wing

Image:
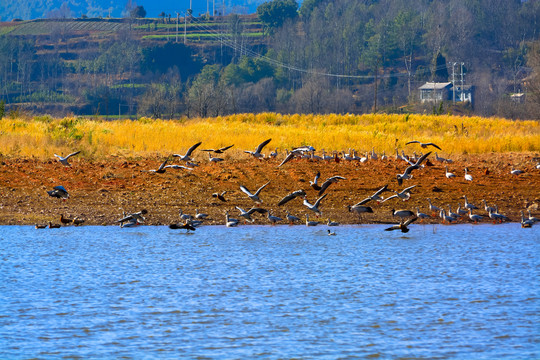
[235,206,247,215]
[311,171,320,184]
[278,151,295,167]
[254,181,270,196]
[426,143,442,150]
[380,194,398,203]
[405,141,420,145]
[313,193,328,207]
[220,144,234,152]
[248,207,267,215]
[318,176,344,195]
[240,185,254,197]
[255,138,272,153]
[157,158,168,171]
[403,216,418,226]
[401,185,417,193]
[372,184,389,197]
[353,197,372,207]
[414,151,431,166]
[185,141,202,156]
[278,190,305,206]
[65,150,81,159]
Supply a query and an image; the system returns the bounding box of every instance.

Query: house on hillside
[419,82,473,104]
[419,82,452,102]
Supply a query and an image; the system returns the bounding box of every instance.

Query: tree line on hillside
[0,0,539,120]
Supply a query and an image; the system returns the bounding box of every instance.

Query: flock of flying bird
[41,138,538,232]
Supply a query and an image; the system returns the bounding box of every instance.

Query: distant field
[0,113,538,159]
[3,17,262,41]
[7,20,129,35]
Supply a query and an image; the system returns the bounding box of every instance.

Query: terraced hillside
[1,15,263,45]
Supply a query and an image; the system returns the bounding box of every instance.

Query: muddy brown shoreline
[0,152,538,226]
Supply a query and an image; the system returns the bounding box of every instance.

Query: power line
[183,11,453,81]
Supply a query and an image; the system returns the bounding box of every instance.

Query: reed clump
[0,113,538,159]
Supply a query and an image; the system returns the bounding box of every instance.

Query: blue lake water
[0,224,538,359]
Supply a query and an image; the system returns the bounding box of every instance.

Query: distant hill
[1,0,272,21]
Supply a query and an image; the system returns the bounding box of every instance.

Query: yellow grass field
[1,113,539,159]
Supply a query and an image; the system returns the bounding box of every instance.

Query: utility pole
[373,58,380,113]
[450,62,456,104]
[460,62,464,101]
[176,12,179,43]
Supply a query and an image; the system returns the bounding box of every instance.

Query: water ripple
[0,224,538,359]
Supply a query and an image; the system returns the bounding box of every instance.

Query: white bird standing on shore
[464,167,473,182]
[510,167,524,175]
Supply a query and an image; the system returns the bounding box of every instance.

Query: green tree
[299,0,323,18]
[432,51,449,82]
[187,65,221,117]
[130,6,146,18]
[141,43,202,79]
[257,0,298,34]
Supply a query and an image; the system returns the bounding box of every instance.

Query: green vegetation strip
[142,32,263,40]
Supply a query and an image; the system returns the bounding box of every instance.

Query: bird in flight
[396,152,431,185]
[173,141,202,161]
[405,141,441,150]
[318,175,346,196]
[303,193,328,216]
[357,184,391,204]
[148,158,169,173]
[212,191,227,202]
[240,181,270,203]
[244,138,271,159]
[201,145,234,154]
[54,151,81,166]
[277,189,306,206]
[384,216,418,233]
